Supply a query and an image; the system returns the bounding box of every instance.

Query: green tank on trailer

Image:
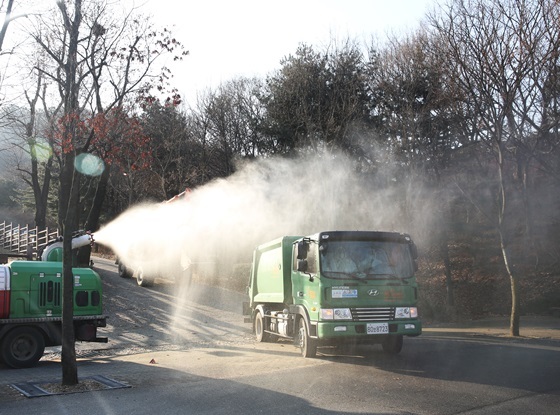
[8,261,103,318]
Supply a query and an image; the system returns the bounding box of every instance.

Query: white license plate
[366,323,389,334]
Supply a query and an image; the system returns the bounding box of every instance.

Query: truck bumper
[315,319,422,341]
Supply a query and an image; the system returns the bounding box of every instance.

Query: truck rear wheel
[118,261,131,278]
[382,334,403,354]
[135,268,154,287]
[297,318,317,358]
[1,326,46,368]
[255,311,273,342]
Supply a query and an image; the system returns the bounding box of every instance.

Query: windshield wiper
[323,271,411,284]
[322,271,367,283]
[368,274,411,284]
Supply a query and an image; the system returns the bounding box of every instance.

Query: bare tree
[5,0,187,385]
[1,62,58,230]
[4,0,186,236]
[195,77,266,177]
[54,0,83,385]
[368,29,466,308]
[429,0,560,335]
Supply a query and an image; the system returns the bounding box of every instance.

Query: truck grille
[351,307,395,322]
[39,281,61,307]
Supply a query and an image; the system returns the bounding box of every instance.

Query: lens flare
[31,142,53,163]
[75,153,105,176]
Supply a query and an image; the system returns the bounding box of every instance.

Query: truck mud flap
[75,322,107,343]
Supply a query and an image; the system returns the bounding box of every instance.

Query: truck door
[292,241,319,320]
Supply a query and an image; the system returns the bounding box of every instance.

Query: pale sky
[0,0,435,172]
[132,0,436,105]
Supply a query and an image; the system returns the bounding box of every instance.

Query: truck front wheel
[297,318,317,358]
[1,326,46,368]
[382,334,403,354]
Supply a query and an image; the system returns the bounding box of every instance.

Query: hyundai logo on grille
[367,289,379,296]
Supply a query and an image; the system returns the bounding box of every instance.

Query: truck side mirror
[409,243,418,260]
[296,241,308,260]
[297,259,308,272]
[297,259,314,282]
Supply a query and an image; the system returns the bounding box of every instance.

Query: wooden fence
[0,221,59,260]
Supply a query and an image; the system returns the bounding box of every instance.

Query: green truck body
[0,261,107,368]
[244,231,422,357]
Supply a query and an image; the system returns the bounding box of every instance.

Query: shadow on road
[1,357,394,415]
[315,335,560,394]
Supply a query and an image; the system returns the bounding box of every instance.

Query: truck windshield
[319,240,414,280]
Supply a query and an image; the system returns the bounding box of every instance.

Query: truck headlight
[320,308,352,320]
[395,307,418,319]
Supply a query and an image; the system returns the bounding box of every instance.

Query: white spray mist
[94,151,429,286]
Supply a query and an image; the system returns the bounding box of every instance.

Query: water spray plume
[94,151,433,286]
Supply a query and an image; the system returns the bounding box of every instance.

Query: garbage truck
[243,231,422,357]
[0,259,107,368]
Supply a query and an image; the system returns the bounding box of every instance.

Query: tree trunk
[23,70,52,230]
[499,230,520,336]
[509,268,520,336]
[86,164,110,232]
[57,0,83,386]
[61,225,78,385]
[32,157,52,230]
[496,143,520,337]
[60,153,79,385]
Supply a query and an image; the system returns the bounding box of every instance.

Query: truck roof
[306,231,413,243]
[254,231,414,253]
[255,235,303,251]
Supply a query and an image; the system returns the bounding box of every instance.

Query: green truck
[243,231,422,357]
[0,261,107,368]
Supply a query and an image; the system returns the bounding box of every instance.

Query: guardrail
[0,222,59,260]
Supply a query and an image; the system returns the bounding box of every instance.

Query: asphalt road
[1,256,559,414]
